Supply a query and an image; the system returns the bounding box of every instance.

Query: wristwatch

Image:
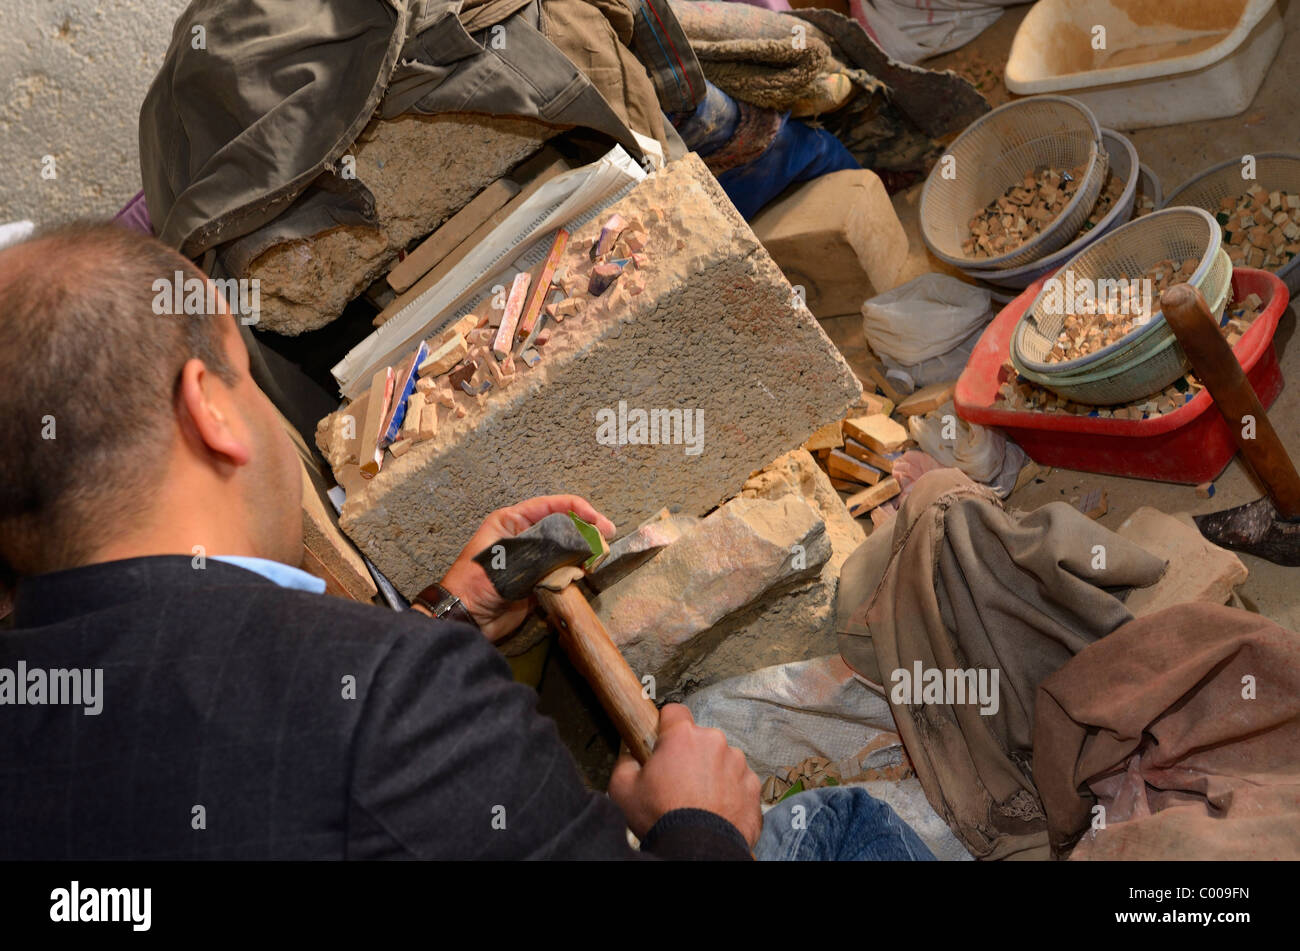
[411,582,479,630]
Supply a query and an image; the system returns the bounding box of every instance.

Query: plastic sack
[684,654,972,860]
[848,0,1015,64]
[862,273,992,368]
[907,400,1027,497]
[878,321,984,391]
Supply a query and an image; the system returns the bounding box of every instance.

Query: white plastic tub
[1005,0,1283,130]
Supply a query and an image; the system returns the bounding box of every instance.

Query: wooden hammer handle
[537,584,660,764]
[1162,283,1300,519]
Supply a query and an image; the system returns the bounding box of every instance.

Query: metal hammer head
[1194,497,1300,567]
[472,512,608,601]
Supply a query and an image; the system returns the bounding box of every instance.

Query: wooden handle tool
[475,512,660,762]
[1161,283,1300,518]
[537,583,659,763]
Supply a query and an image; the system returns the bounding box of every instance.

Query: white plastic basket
[919,95,1106,270]
[1005,0,1284,130]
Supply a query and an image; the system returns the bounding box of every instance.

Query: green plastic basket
[1012,249,1232,405]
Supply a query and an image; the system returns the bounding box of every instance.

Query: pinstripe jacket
[0,557,748,860]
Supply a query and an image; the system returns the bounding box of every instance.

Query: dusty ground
[826,0,1300,632]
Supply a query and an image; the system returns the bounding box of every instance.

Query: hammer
[474,512,660,761]
[1161,283,1300,565]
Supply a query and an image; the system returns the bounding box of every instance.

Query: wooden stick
[1162,283,1300,519]
[538,584,659,764]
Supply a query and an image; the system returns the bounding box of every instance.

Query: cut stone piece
[827,449,884,486]
[588,261,625,296]
[851,390,894,417]
[432,313,481,350]
[448,361,477,388]
[400,392,427,440]
[842,437,898,473]
[1117,507,1247,617]
[846,477,900,516]
[592,496,830,692]
[591,214,627,260]
[358,366,393,478]
[417,401,438,440]
[317,390,367,471]
[493,272,532,359]
[896,381,957,417]
[419,334,469,378]
[843,414,908,453]
[803,421,843,452]
[750,169,908,318]
[244,114,553,335]
[586,511,702,593]
[333,154,860,595]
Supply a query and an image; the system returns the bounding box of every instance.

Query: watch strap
[412,582,478,630]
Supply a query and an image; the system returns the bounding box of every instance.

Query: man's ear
[175,358,251,466]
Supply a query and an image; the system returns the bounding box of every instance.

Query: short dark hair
[0,221,238,579]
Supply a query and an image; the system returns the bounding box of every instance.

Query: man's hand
[608,704,762,848]
[437,495,615,642]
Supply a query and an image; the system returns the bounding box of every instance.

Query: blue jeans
[755,787,936,861]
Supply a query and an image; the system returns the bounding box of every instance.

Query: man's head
[0,222,303,580]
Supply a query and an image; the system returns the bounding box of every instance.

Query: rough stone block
[331,153,861,594]
[1117,507,1247,617]
[592,496,830,694]
[245,113,553,335]
[655,448,875,698]
[750,169,908,318]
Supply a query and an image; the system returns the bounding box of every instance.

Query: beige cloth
[543,0,669,148]
[1035,602,1300,860]
[835,469,1166,860]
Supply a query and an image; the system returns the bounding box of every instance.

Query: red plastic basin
[955,267,1289,484]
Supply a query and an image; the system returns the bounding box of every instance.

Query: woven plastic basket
[964,128,1138,289]
[1134,163,1162,216]
[1012,247,1232,385]
[1162,152,1300,294]
[1012,249,1233,405]
[1012,207,1225,376]
[920,95,1106,270]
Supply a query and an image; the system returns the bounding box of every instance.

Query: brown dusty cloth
[141,0,703,263]
[835,469,1166,860]
[669,1,987,183]
[1035,602,1300,860]
[541,0,668,150]
[689,37,832,111]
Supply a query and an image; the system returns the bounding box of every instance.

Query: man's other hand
[608,704,762,848]
[438,495,615,642]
